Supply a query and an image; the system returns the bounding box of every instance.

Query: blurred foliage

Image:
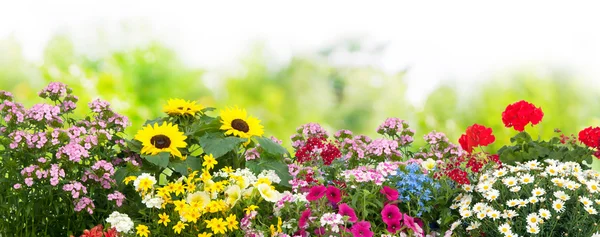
[2,34,600,169]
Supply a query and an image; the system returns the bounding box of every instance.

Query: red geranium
[501,100,544,132]
[466,154,502,173]
[579,126,600,148]
[447,168,470,185]
[458,124,495,153]
[296,137,341,165]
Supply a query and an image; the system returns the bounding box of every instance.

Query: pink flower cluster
[377,118,415,146]
[366,138,401,158]
[9,131,48,149]
[338,134,370,160]
[57,142,90,162]
[291,123,329,149]
[340,162,400,185]
[107,191,126,207]
[63,181,88,199]
[74,197,95,214]
[38,82,69,99]
[0,99,25,124]
[26,103,63,125]
[83,160,116,189]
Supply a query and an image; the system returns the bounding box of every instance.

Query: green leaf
[255,136,289,156]
[199,133,246,158]
[114,167,129,184]
[143,118,165,126]
[144,152,170,168]
[171,161,189,175]
[186,156,203,171]
[125,139,142,153]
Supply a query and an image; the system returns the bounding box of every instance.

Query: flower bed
[1,82,600,237]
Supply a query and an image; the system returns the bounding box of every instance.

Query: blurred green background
[2,34,600,162]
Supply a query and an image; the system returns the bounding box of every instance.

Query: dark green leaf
[186,156,204,171]
[199,133,246,158]
[171,161,189,175]
[255,136,289,156]
[144,152,170,168]
[246,159,292,187]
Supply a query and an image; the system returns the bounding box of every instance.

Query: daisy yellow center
[231,119,250,132]
[151,134,171,149]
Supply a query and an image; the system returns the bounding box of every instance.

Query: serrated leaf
[255,136,289,156]
[144,152,170,168]
[199,133,246,158]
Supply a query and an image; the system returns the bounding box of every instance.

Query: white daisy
[526,225,540,234]
[494,168,508,177]
[585,206,598,215]
[485,189,500,201]
[477,212,487,220]
[528,196,539,204]
[587,180,599,193]
[506,199,519,207]
[502,210,518,219]
[498,223,511,234]
[553,191,570,201]
[502,177,518,187]
[526,213,540,226]
[505,232,519,237]
[539,209,551,220]
[510,186,521,193]
[466,221,481,231]
[552,199,566,213]
[488,210,501,220]
[460,209,473,218]
[580,196,593,206]
[473,203,487,213]
[520,174,534,184]
[462,184,473,192]
[531,187,545,196]
[592,232,600,237]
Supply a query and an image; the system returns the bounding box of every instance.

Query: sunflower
[134,122,187,158]
[219,107,264,138]
[163,98,203,116]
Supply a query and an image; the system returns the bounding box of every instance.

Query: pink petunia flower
[326,185,342,203]
[338,203,358,222]
[380,186,399,201]
[299,208,311,229]
[350,221,374,237]
[306,185,327,201]
[381,204,402,225]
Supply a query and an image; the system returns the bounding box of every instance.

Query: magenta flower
[380,186,399,201]
[299,208,311,228]
[386,220,402,234]
[326,185,342,203]
[381,204,402,225]
[338,203,358,222]
[350,221,374,237]
[306,185,327,201]
[314,227,326,236]
[403,213,423,236]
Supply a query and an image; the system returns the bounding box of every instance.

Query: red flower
[326,185,342,203]
[447,168,470,185]
[306,185,327,201]
[296,137,341,165]
[104,228,118,237]
[466,154,502,173]
[380,186,399,201]
[80,225,104,237]
[501,100,544,132]
[459,124,495,153]
[579,126,600,148]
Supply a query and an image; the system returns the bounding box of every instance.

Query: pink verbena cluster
[377,118,415,146]
[340,162,400,185]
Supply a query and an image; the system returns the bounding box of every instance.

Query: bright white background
[1,0,599,103]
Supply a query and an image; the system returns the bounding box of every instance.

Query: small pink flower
[13,183,21,189]
[306,185,327,201]
[24,178,34,187]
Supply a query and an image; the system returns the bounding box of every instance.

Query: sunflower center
[151,134,172,149]
[231,119,250,133]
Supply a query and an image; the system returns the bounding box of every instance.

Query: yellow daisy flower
[221,166,234,173]
[158,212,170,226]
[203,154,218,170]
[136,224,150,237]
[219,107,264,139]
[163,98,203,116]
[123,176,137,185]
[198,233,213,237]
[173,221,188,234]
[205,218,228,235]
[244,205,259,215]
[226,214,239,231]
[134,122,187,158]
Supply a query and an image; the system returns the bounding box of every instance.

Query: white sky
[1,0,599,104]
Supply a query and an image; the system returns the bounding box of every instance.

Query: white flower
[531,187,545,196]
[485,189,500,201]
[473,203,487,213]
[477,212,487,220]
[258,169,281,184]
[520,174,534,184]
[528,196,539,204]
[106,211,134,233]
[565,180,579,190]
[478,182,493,192]
[585,206,598,215]
[462,184,473,192]
[466,221,481,231]
[319,213,343,232]
[517,199,528,208]
[498,223,511,234]
[450,220,462,230]
[580,196,593,206]
[592,232,600,237]
[539,209,551,220]
[545,165,559,176]
[525,160,540,170]
[502,177,518,187]
[552,200,566,213]
[494,168,508,177]
[141,194,163,209]
[257,183,281,202]
[460,209,473,218]
[526,213,540,226]
[587,180,600,193]
[502,210,518,219]
[510,186,521,193]
[421,158,436,171]
[526,225,540,234]
[505,232,519,237]
[551,178,566,187]
[553,191,570,201]
[506,199,519,207]
[487,210,501,220]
